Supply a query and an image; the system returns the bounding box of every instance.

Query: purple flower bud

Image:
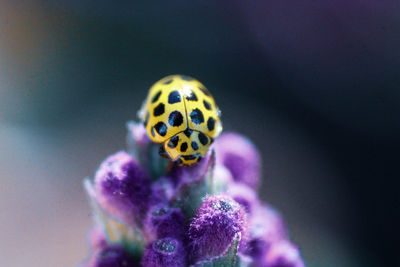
[167,150,214,188]
[88,226,107,252]
[94,151,151,226]
[246,204,287,261]
[262,240,305,267]
[214,133,261,189]
[227,183,258,214]
[143,204,186,242]
[141,237,187,267]
[188,195,247,263]
[213,165,234,193]
[150,177,175,204]
[91,245,139,267]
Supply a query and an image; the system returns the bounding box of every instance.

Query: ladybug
[138,75,222,166]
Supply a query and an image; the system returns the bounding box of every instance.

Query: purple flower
[83,119,305,266]
[90,245,139,267]
[150,177,175,204]
[212,164,234,193]
[141,237,187,267]
[167,150,214,189]
[246,204,287,261]
[188,195,247,263]
[214,132,261,189]
[143,203,186,242]
[94,151,151,226]
[262,240,305,267]
[227,182,259,215]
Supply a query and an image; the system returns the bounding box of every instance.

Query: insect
[138,75,222,166]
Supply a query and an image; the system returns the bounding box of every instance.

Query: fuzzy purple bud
[227,183,258,214]
[143,204,186,242]
[262,240,305,267]
[167,150,213,188]
[214,133,261,189]
[188,195,247,263]
[94,151,151,225]
[141,237,187,267]
[150,177,175,204]
[246,204,287,261]
[91,245,139,267]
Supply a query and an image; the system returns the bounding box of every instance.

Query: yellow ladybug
[138,75,222,166]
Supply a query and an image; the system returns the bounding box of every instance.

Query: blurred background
[1,1,399,266]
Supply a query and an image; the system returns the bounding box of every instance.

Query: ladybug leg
[158,145,170,159]
[166,160,175,171]
[176,157,183,166]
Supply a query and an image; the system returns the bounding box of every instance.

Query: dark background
[1,1,398,266]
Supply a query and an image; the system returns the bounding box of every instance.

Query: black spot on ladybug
[154,122,167,136]
[199,86,210,96]
[186,91,198,101]
[151,127,156,137]
[198,132,208,145]
[182,155,196,160]
[151,91,162,103]
[196,156,203,163]
[144,112,149,127]
[184,128,193,137]
[180,142,188,152]
[181,75,194,81]
[168,91,181,104]
[207,117,216,131]
[190,108,204,125]
[191,141,199,150]
[153,103,165,116]
[168,135,179,148]
[168,111,184,127]
[203,100,212,110]
[163,79,173,84]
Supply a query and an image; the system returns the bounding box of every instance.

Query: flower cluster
[82,122,305,267]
